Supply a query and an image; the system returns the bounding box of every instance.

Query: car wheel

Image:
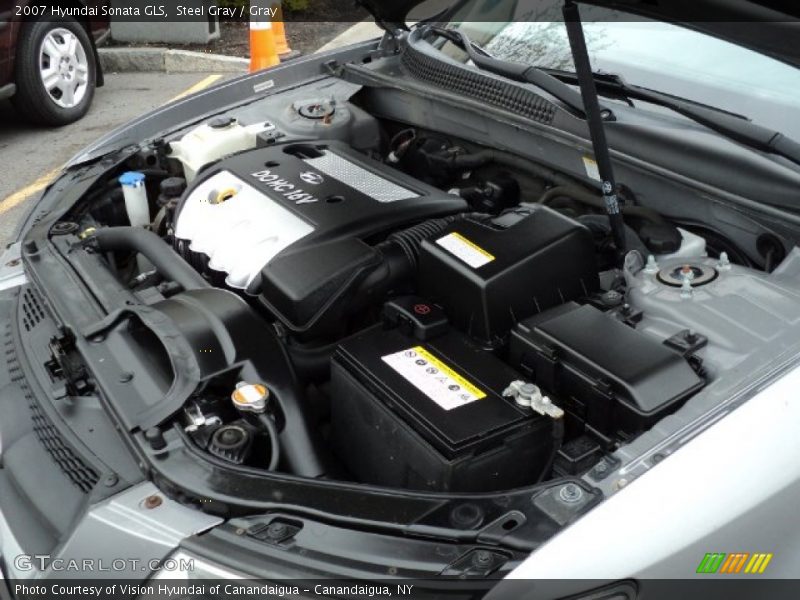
[11,17,96,126]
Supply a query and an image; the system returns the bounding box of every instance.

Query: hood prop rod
[562,0,626,256]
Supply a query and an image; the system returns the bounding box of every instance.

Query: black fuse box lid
[510,303,705,437]
[333,326,546,457]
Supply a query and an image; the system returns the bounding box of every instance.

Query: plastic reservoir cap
[231,382,269,413]
[209,116,237,129]
[119,171,146,187]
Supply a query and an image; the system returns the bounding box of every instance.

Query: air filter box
[418,205,598,345]
[331,323,553,492]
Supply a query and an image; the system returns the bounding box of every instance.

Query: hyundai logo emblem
[300,171,324,185]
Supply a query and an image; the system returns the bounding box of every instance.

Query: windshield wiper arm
[550,69,800,167]
[427,24,800,168]
[427,25,600,119]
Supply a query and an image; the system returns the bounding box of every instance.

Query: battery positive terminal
[503,380,564,419]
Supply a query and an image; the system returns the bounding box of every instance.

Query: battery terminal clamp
[503,380,564,419]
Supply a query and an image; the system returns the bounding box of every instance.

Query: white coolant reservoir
[657,228,707,261]
[170,117,274,182]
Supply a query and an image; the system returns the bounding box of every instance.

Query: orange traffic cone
[272,3,293,56]
[249,4,280,72]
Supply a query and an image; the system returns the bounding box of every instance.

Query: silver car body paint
[0,244,28,292]
[1,482,222,580]
[580,250,800,495]
[492,363,800,597]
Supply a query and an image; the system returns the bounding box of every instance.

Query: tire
[11,17,96,126]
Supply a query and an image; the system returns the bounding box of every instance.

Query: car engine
[72,92,800,495]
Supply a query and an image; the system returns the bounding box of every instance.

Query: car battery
[331,323,553,492]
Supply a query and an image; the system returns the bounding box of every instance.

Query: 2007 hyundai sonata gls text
[2,1,800,597]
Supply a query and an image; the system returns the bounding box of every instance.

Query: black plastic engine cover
[176,141,466,333]
[251,142,464,242]
[418,205,599,345]
[177,140,466,279]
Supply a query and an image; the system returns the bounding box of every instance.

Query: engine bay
[53,82,800,499]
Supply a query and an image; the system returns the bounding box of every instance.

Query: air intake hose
[358,213,479,297]
[286,214,482,380]
[87,227,208,291]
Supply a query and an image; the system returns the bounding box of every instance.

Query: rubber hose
[539,185,667,225]
[285,339,340,382]
[421,149,578,188]
[89,227,208,291]
[286,215,484,381]
[257,413,281,471]
[764,246,777,273]
[382,214,469,270]
[577,215,650,258]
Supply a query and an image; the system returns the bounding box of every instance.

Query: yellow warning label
[450,233,495,260]
[436,232,495,268]
[382,346,486,411]
[413,346,486,399]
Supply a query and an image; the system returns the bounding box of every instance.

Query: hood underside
[357,0,800,68]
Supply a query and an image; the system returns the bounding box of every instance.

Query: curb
[98,21,382,74]
[315,21,383,54]
[99,47,249,73]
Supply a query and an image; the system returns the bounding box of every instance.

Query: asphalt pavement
[0,71,233,248]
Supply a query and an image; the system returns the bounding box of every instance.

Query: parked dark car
[0,0,108,125]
